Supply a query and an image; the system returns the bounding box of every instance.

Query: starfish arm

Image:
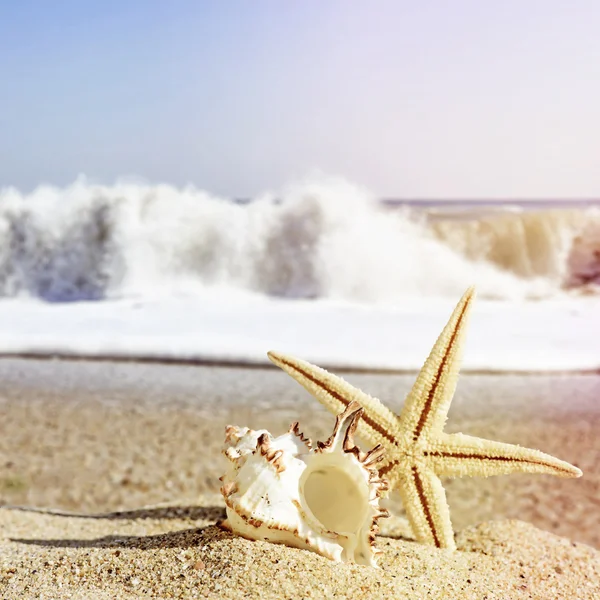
[397,465,456,550]
[427,433,582,479]
[399,287,475,442]
[267,351,403,451]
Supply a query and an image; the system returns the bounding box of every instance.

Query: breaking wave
[0,176,598,303]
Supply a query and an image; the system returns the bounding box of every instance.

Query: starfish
[267,287,582,551]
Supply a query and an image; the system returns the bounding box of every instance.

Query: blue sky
[1,1,599,197]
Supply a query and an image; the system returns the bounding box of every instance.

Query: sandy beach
[5,0,600,596]
[1,358,599,598]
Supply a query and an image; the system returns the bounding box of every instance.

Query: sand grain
[1,503,599,599]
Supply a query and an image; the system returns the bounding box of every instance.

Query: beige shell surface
[219,402,389,566]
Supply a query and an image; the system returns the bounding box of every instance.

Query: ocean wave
[0,176,598,303]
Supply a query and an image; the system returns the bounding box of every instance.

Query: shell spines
[257,433,286,473]
[288,421,312,449]
[224,424,241,443]
[220,402,391,565]
[220,480,238,498]
[316,400,363,453]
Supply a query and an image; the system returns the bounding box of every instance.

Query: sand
[1,359,599,598]
[1,502,600,599]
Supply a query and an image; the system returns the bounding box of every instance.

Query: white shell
[220,401,389,566]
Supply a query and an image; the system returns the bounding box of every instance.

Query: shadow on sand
[8,504,230,550]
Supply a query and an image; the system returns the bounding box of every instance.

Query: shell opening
[300,456,369,534]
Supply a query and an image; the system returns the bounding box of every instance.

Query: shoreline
[0,352,598,376]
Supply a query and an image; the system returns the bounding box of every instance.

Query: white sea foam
[1,175,597,303]
[0,176,598,370]
[0,293,597,372]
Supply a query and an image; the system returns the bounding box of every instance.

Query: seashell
[219,401,389,566]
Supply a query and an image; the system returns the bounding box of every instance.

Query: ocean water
[0,177,598,370]
[0,176,598,304]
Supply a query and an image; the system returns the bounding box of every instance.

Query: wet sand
[0,359,599,598]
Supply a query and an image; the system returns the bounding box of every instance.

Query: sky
[1,1,599,198]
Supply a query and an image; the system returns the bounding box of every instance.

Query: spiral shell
[220,401,389,566]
